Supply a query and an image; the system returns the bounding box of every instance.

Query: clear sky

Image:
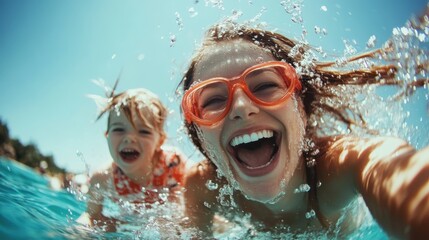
[0,0,428,173]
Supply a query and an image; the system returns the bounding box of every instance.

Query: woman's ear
[105,131,108,137]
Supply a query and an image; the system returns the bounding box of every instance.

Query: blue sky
[0,0,427,173]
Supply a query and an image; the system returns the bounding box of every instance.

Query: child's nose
[228,88,259,121]
[122,133,137,143]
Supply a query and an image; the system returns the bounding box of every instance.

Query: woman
[179,21,429,239]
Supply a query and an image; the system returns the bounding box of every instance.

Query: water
[0,157,389,239]
[0,158,85,239]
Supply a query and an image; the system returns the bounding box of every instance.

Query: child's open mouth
[119,148,141,163]
[229,130,280,177]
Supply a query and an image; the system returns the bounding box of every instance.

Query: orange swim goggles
[182,61,302,126]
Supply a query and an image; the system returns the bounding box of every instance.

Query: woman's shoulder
[185,159,225,188]
[184,159,224,209]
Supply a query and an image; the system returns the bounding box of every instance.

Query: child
[78,88,187,232]
[178,22,429,239]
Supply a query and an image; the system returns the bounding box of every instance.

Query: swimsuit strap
[306,159,331,229]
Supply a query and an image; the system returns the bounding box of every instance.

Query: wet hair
[178,21,428,158]
[98,88,168,141]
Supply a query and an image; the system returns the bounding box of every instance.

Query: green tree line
[0,118,66,175]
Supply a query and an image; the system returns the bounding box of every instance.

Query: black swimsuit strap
[306,159,331,229]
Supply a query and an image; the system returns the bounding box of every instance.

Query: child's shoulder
[88,165,113,190]
[161,145,188,164]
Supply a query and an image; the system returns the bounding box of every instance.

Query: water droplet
[206,179,218,190]
[188,7,198,17]
[294,183,311,193]
[366,35,376,48]
[169,34,176,47]
[305,209,316,219]
[203,201,212,208]
[175,12,183,31]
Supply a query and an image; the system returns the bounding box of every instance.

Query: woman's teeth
[230,130,274,147]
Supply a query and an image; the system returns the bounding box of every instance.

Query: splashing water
[188,7,198,18]
[175,12,184,31]
[205,179,219,190]
[169,33,177,47]
[366,35,377,48]
[1,154,387,239]
[280,0,304,24]
[294,183,311,193]
[204,0,224,10]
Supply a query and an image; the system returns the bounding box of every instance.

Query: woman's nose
[228,88,259,121]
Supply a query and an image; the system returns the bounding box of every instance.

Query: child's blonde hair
[98,88,168,141]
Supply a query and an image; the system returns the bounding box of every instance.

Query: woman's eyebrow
[247,68,278,78]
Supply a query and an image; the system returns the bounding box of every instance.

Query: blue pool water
[0,158,90,239]
[0,156,389,239]
[0,158,87,239]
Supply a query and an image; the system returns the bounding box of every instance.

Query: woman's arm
[356,138,429,239]
[317,135,429,239]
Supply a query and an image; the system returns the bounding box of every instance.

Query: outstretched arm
[357,139,429,239]
[316,136,429,239]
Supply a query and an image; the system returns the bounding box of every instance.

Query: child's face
[106,109,163,178]
[192,39,306,203]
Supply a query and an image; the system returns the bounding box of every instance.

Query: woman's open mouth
[229,129,280,177]
[119,148,141,163]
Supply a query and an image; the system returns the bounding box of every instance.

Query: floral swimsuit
[112,149,186,203]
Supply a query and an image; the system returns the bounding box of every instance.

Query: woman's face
[191,39,307,203]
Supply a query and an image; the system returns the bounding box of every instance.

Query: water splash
[294,183,311,193]
[174,12,184,31]
[366,35,377,48]
[314,26,328,36]
[280,0,304,24]
[204,0,224,10]
[188,7,198,18]
[169,33,177,47]
[305,209,316,219]
[205,179,219,190]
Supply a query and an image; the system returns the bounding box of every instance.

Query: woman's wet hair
[178,21,428,158]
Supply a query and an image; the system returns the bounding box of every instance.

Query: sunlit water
[0,157,389,239]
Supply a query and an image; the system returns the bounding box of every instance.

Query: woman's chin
[239,181,284,204]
